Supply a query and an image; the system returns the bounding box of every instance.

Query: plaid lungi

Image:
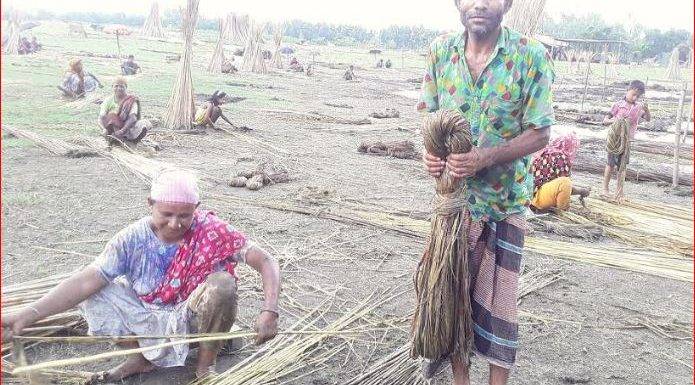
[464,212,526,369]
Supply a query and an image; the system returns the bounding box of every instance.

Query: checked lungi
[463,211,526,369]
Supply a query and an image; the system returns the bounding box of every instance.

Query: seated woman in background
[193,91,234,129]
[530,132,591,212]
[58,58,103,98]
[99,77,148,145]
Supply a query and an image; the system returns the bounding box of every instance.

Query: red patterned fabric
[140,211,246,305]
[532,152,571,194]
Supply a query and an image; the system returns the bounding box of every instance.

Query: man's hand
[254,310,278,345]
[446,148,490,178]
[423,152,445,178]
[641,101,650,116]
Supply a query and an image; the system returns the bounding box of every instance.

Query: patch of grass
[3,192,45,207]
[1,137,35,149]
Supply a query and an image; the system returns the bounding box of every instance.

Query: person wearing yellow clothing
[530,133,590,212]
[193,91,234,129]
[530,176,589,211]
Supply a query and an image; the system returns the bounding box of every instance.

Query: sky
[5,0,694,32]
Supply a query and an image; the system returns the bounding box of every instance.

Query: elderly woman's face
[148,200,197,242]
[113,83,126,97]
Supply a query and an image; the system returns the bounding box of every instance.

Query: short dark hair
[629,80,645,95]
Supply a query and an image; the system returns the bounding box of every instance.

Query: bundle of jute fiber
[411,109,473,361]
[606,118,630,172]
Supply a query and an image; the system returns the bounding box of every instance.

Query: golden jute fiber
[411,109,474,360]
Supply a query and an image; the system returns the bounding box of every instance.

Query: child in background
[602,80,651,202]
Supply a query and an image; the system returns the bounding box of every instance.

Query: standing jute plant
[141,2,164,38]
[503,0,547,36]
[665,47,681,80]
[271,25,283,69]
[242,22,267,74]
[207,18,227,73]
[411,110,473,361]
[3,19,20,55]
[164,0,199,130]
[224,13,250,46]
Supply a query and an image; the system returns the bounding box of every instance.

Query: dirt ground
[2,22,693,385]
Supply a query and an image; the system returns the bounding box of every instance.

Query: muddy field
[1,21,693,385]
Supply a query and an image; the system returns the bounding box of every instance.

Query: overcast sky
[5,0,694,32]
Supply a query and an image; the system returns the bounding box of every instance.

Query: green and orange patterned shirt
[417,27,555,221]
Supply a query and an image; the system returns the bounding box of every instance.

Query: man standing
[418,1,554,384]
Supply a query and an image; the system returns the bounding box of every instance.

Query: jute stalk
[207,18,227,73]
[163,0,200,130]
[141,2,165,39]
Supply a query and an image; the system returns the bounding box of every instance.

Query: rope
[411,110,474,362]
[606,118,631,172]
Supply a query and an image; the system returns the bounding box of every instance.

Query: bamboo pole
[580,57,591,113]
[11,330,372,374]
[116,31,122,59]
[673,81,687,187]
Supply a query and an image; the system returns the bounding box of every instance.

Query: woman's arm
[2,266,108,342]
[244,245,281,344]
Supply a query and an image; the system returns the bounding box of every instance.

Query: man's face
[113,83,126,98]
[148,199,197,242]
[457,0,510,36]
[626,88,643,104]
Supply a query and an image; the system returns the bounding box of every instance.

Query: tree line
[541,13,692,62]
[14,9,693,61]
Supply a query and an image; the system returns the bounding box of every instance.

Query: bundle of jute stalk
[411,109,473,361]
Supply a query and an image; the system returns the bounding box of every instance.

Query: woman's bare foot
[103,354,155,382]
[195,365,217,380]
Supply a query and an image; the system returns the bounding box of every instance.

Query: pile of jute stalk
[8,293,392,383]
[1,272,84,358]
[410,110,474,361]
[342,269,565,385]
[192,293,391,385]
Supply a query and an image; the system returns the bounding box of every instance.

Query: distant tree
[540,13,692,62]
[641,29,692,61]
